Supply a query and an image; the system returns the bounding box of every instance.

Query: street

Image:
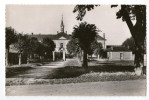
[6,79,146,96]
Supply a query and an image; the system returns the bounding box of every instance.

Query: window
[60,43,63,48]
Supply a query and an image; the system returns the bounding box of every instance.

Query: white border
[0,0,149,100]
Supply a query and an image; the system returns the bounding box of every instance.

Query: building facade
[106,45,133,60]
[31,16,106,61]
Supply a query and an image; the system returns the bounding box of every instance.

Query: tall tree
[42,38,56,59]
[122,37,146,54]
[122,37,135,53]
[67,38,80,55]
[14,34,30,65]
[35,42,45,60]
[72,22,98,68]
[91,40,103,59]
[28,37,39,59]
[5,27,17,66]
[73,5,146,75]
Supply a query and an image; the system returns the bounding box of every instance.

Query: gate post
[53,51,55,61]
[63,50,66,61]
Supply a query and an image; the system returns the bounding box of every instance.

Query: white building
[106,45,133,60]
[31,16,106,61]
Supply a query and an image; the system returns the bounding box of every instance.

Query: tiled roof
[106,45,131,52]
[54,32,71,40]
[30,32,71,41]
[30,33,105,41]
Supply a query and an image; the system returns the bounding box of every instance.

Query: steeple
[60,14,64,33]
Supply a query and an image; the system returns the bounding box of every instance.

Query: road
[6,79,146,96]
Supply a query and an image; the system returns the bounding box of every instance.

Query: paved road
[6,80,146,96]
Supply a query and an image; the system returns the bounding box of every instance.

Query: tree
[122,37,146,54]
[42,38,56,59]
[35,42,45,60]
[5,27,17,66]
[72,22,98,68]
[91,40,103,59]
[14,34,30,65]
[67,38,82,60]
[28,37,39,59]
[67,38,80,55]
[73,5,146,75]
[122,37,135,53]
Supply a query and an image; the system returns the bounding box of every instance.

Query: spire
[60,14,64,33]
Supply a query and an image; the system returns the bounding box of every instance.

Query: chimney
[103,33,105,49]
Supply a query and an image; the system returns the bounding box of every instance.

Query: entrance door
[120,53,123,60]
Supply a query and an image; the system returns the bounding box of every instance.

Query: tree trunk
[82,50,88,68]
[6,48,9,67]
[97,54,100,60]
[27,55,30,64]
[19,53,22,65]
[134,41,144,75]
[121,5,146,76]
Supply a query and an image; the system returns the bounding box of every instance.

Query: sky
[6,5,132,45]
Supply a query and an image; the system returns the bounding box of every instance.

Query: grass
[42,64,135,79]
[6,66,34,78]
[6,72,146,86]
[6,60,146,86]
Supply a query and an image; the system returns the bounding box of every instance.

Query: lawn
[6,59,146,86]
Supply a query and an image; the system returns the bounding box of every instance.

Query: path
[6,58,81,84]
[40,61,65,68]
[8,61,66,79]
[6,79,146,96]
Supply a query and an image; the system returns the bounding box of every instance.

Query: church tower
[60,15,64,33]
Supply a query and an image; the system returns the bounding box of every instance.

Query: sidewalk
[6,79,146,96]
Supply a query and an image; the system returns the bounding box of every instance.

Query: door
[120,53,123,60]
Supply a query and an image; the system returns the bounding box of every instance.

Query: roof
[30,32,71,41]
[30,33,105,42]
[96,35,106,40]
[106,45,132,52]
[54,32,71,40]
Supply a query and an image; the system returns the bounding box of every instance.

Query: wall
[97,40,106,49]
[107,51,133,60]
[123,52,133,60]
[53,39,70,53]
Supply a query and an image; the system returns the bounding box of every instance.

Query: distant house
[106,45,133,60]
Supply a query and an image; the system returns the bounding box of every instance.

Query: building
[97,33,106,49]
[31,16,71,53]
[31,16,71,61]
[31,16,106,61]
[106,45,133,60]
